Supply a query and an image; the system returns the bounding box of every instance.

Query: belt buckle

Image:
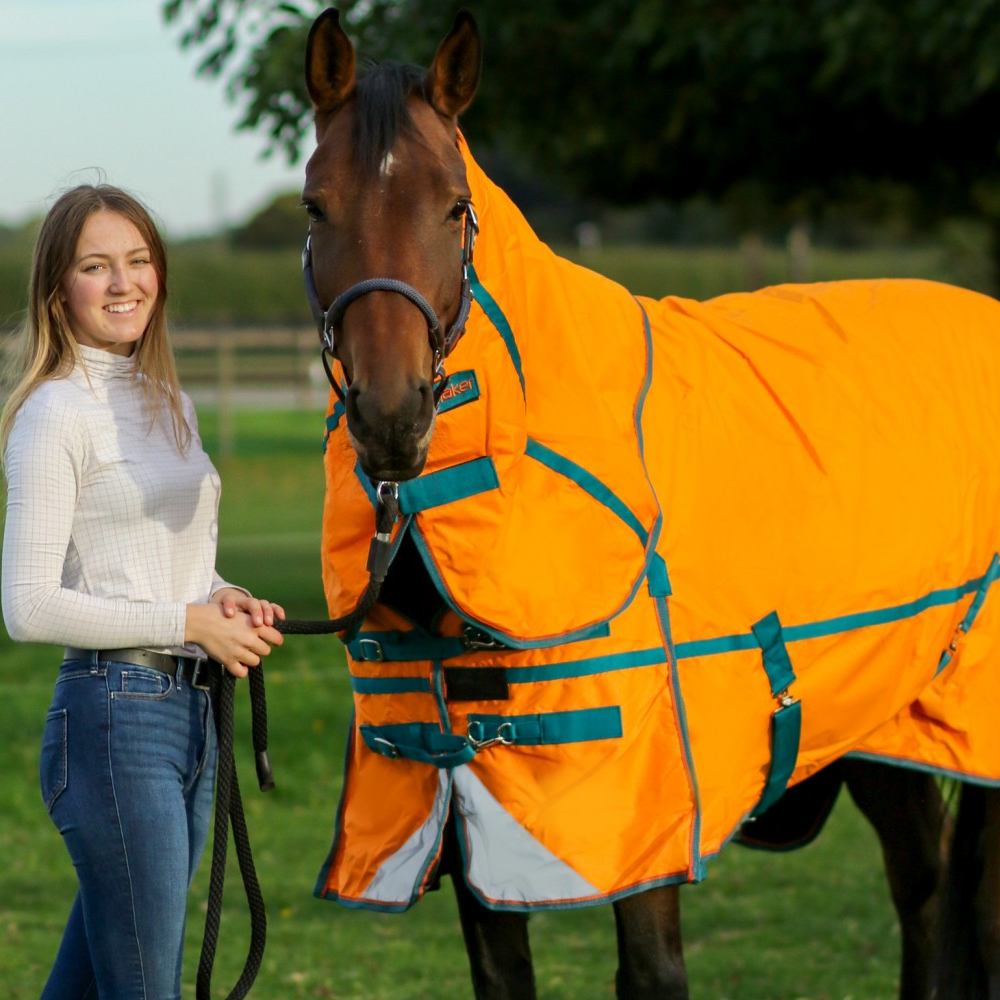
[189,658,212,690]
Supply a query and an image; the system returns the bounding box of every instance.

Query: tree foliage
[229,191,305,248]
[163,0,1000,223]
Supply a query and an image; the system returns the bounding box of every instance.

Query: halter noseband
[302,202,479,404]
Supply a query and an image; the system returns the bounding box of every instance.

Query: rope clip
[467,720,515,751]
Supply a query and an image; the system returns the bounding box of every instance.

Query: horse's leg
[975,786,1000,997]
[450,875,536,1000]
[612,885,689,999]
[442,817,537,1000]
[842,758,945,1000]
[937,782,989,999]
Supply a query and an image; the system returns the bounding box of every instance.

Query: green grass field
[0,409,907,998]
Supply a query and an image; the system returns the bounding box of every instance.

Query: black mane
[353,61,427,177]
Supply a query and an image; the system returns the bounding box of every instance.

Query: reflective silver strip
[452,767,600,903]
[362,770,450,903]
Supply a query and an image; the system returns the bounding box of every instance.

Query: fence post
[297,330,313,408]
[217,335,235,460]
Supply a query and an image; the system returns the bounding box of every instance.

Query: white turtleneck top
[2,344,238,655]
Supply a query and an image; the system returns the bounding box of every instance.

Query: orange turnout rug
[314,139,1000,912]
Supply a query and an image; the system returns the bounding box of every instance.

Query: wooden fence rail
[173,327,327,458]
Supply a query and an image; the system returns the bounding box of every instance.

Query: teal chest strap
[360,706,623,769]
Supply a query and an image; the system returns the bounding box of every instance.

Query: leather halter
[301,202,479,404]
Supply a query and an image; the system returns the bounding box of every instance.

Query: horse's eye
[302,200,326,224]
[448,201,468,222]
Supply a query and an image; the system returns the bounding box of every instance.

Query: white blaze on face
[379,152,397,178]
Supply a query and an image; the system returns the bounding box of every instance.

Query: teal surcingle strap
[752,610,795,696]
[754,701,802,817]
[750,610,801,817]
[937,551,1000,675]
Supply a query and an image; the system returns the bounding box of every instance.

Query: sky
[0,0,313,237]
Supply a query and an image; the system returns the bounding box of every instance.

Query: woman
[0,185,285,999]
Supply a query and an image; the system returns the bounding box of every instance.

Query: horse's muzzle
[346,383,435,481]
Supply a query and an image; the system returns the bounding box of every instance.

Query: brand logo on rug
[438,370,480,413]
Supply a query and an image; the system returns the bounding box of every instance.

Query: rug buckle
[358,639,385,661]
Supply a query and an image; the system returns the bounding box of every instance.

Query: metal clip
[776,689,797,709]
[461,625,509,651]
[948,622,967,653]
[467,720,515,751]
[370,737,400,758]
[377,481,399,504]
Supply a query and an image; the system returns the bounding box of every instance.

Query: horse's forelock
[352,61,427,178]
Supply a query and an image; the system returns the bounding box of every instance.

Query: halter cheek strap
[302,202,479,405]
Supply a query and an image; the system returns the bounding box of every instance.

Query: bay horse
[300,8,1000,998]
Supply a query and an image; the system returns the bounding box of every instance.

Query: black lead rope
[196,486,400,998]
[196,667,269,1000]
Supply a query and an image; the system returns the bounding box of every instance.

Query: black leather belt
[63,646,216,690]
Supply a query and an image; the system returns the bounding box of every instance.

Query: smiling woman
[0,184,286,999]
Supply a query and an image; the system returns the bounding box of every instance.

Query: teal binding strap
[468,265,525,397]
[525,439,649,546]
[750,611,801,817]
[360,723,476,769]
[937,552,1000,675]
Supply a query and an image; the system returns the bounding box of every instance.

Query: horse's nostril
[345,385,364,425]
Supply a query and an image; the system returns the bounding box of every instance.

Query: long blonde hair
[0,185,190,461]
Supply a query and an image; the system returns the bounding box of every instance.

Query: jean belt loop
[89,649,100,675]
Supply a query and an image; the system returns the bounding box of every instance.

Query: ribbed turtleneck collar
[75,343,138,381]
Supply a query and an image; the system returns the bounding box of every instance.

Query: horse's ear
[425,10,482,119]
[305,8,356,114]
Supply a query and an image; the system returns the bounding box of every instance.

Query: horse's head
[303,8,482,481]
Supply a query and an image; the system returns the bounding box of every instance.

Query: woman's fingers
[223,658,249,678]
[260,623,284,647]
[254,599,285,626]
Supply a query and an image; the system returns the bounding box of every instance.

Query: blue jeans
[39,657,218,1000]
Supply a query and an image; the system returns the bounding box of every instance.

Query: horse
[299,9,1000,998]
